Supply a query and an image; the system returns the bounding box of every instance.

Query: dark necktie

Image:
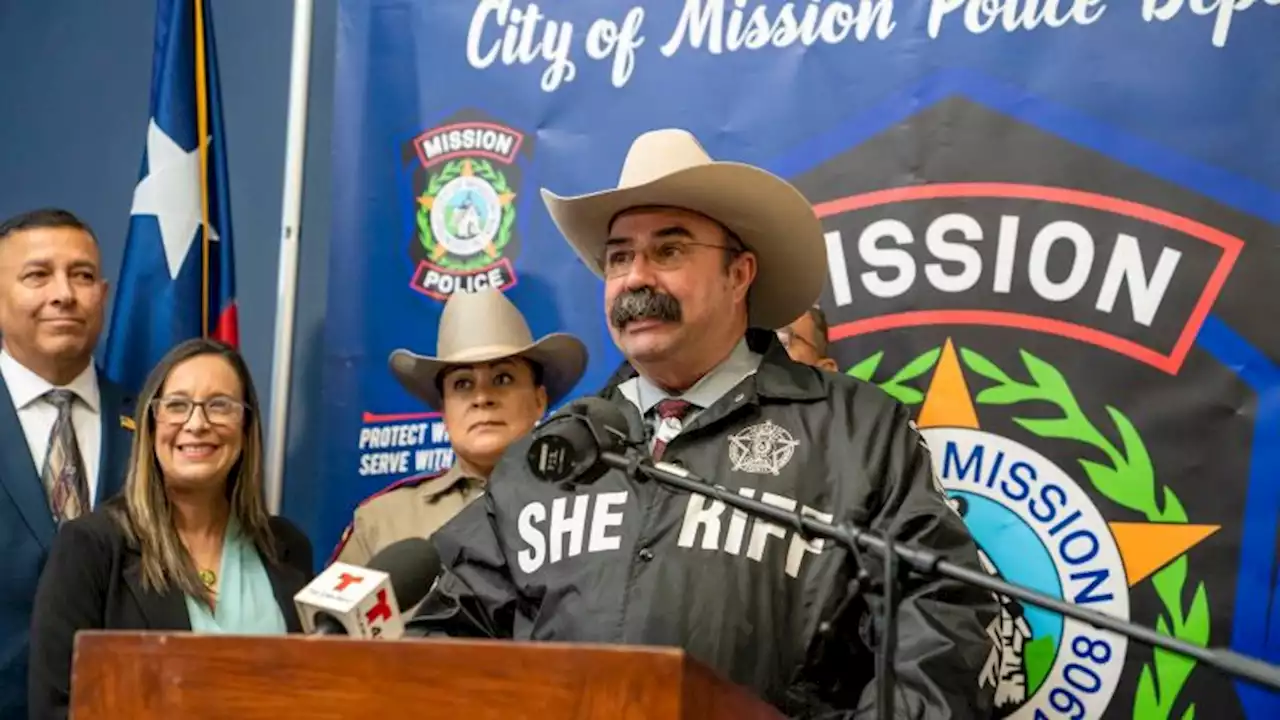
[652,398,696,462]
[42,389,89,523]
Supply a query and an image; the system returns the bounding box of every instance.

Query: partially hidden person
[0,208,133,719]
[328,287,587,567]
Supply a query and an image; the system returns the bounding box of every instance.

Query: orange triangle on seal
[917,339,980,430]
[1109,522,1220,586]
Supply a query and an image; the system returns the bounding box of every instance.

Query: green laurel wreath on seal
[844,348,942,404]
[845,347,1210,720]
[415,158,515,272]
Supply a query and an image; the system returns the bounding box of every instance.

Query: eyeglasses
[601,239,742,279]
[150,396,248,426]
[776,327,818,354]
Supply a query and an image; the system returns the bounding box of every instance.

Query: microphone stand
[599,449,1280,713]
[876,523,899,720]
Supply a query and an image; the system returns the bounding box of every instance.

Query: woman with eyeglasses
[27,338,313,720]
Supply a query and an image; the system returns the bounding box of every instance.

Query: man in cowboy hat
[329,288,587,566]
[413,130,995,717]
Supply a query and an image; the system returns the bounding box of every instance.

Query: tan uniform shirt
[330,465,484,567]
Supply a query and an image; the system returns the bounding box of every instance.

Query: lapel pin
[120,416,136,431]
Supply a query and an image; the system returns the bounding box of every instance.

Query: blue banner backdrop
[320,2,1280,717]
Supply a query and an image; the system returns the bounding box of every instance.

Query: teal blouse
[183,515,287,635]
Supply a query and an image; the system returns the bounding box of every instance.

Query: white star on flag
[129,119,219,280]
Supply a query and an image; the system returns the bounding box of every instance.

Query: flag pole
[265,0,315,515]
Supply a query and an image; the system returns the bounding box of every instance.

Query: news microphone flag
[293,561,406,639]
[103,0,238,394]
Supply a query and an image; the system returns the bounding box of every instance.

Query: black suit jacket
[0,370,133,719]
[27,503,314,720]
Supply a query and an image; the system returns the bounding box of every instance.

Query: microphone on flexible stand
[294,537,441,639]
[522,396,1280,716]
[526,397,638,487]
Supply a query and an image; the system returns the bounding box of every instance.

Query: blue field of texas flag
[104,0,238,394]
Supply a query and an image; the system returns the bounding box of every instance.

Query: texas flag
[104,0,238,394]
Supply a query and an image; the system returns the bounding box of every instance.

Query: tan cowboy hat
[389,288,588,411]
[540,128,827,330]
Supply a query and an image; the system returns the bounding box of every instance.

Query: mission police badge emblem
[405,112,532,300]
[791,77,1279,719]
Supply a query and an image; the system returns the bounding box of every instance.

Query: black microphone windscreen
[312,613,349,636]
[365,536,441,610]
[572,397,633,449]
[528,410,596,482]
[527,397,633,483]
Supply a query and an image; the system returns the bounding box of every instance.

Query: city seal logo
[847,340,1218,718]
[930,425,1130,717]
[408,119,527,300]
[793,93,1258,715]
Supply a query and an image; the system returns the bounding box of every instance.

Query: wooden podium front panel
[70,632,785,720]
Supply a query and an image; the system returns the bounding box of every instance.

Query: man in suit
[0,208,133,717]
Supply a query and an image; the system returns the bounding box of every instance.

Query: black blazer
[27,503,314,720]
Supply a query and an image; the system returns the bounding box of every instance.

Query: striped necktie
[42,389,89,523]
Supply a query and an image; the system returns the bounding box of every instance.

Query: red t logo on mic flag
[333,573,364,592]
[365,589,393,623]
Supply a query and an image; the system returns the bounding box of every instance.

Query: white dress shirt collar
[0,349,100,413]
[620,337,762,415]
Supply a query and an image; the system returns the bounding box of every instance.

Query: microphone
[526,397,633,484]
[294,537,442,638]
[368,536,443,610]
[523,397,1280,695]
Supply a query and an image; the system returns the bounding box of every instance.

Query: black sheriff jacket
[414,330,997,718]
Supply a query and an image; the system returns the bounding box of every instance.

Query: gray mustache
[609,287,682,329]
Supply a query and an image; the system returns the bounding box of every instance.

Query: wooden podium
[70,631,786,719]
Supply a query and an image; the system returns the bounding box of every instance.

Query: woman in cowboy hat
[329,288,587,567]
